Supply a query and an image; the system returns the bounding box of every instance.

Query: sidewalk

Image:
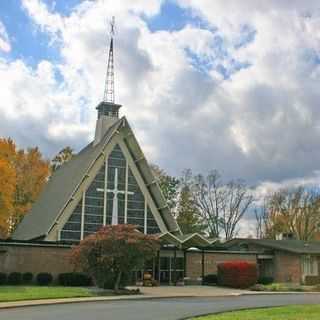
[0,286,249,310]
[0,286,313,310]
[135,285,249,297]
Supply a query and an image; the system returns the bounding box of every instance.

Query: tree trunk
[114,271,122,292]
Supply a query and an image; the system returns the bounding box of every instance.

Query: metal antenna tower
[103,16,115,103]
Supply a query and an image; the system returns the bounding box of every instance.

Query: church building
[3,19,304,286]
[9,20,219,284]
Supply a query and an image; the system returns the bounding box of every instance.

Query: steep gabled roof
[223,238,320,254]
[13,117,179,240]
[121,120,180,234]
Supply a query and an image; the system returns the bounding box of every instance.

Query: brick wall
[0,244,74,280]
[185,251,257,280]
[273,252,301,283]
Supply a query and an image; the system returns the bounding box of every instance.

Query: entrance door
[160,257,170,283]
[159,256,184,284]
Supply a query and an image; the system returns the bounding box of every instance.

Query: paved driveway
[1,294,320,320]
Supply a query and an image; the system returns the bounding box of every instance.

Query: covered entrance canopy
[138,232,217,285]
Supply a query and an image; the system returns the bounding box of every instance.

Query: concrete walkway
[0,286,249,309]
[134,285,249,297]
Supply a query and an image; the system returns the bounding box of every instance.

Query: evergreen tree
[151,164,179,212]
[51,146,74,172]
[176,185,206,234]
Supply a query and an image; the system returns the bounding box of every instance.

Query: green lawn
[0,286,95,302]
[193,305,320,320]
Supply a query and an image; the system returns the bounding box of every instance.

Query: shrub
[103,272,130,290]
[0,273,6,285]
[203,274,218,285]
[217,261,258,289]
[258,276,274,285]
[70,224,159,291]
[58,273,92,287]
[36,273,53,286]
[22,272,33,284]
[304,276,320,286]
[7,272,22,285]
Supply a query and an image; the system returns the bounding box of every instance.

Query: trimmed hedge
[0,273,7,285]
[203,274,218,285]
[36,273,53,286]
[58,273,92,287]
[22,272,33,284]
[258,276,274,285]
[217,261,258,289]
[305,275,320,286]
[7,272,22,285]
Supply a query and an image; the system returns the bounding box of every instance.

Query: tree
[11,147,50,231]
[176,185,206,234]
[256,187,320,241]
[70,224,159,291]
[150,164,179,212]
[190,170,254,240]
[0,138,50,235]
[0,158,16,238]
[51,146,74,172]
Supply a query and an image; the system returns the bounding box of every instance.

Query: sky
[1,0,320,235]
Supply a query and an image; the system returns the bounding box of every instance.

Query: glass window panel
[63,222,81,231]
[60,231,81,241]
[68,213,81,223]
[84,223,102,232]
[85,215,103,224]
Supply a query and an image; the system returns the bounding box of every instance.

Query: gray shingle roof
[224,238,320,254]
[13,117,179,240]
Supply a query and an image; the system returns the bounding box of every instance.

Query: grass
[251,282,320,292]
[193,305,320,320]
[0,286,96,302]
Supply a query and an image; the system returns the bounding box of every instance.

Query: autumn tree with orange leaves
[0,138,50,237]
[71,224,159,291]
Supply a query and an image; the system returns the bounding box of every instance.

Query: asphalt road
[1,294,320,320]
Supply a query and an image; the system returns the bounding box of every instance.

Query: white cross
[97,168,134,225]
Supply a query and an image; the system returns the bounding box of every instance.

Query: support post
[183,249,187,278]
[157,250,161,285]
[173,246,177,286]
[152,257,155,280]
[201,249,205,285]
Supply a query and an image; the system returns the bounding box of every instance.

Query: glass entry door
[159,256,184,284]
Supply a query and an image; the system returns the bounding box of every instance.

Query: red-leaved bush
[70,224,159,291]
[217,261,258,289]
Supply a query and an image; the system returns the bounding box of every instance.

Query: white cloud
[0,20,11,52]
[1,0,320,196]
[2,0,320,236]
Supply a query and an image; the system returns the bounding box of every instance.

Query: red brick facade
[185,251,257,280]
[0,244,74,279]
[273,252,301,283]
[0,242,312,285]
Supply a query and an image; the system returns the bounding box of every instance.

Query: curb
[0,291,319,310]
[0,295,198,310]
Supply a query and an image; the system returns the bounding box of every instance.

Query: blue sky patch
[43,0,81,16]
[143,0,212,33]
[0,0,60,68]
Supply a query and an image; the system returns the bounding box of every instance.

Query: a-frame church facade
[1,20,259,285]
[13,101,179,242]
[11,101,220,284]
